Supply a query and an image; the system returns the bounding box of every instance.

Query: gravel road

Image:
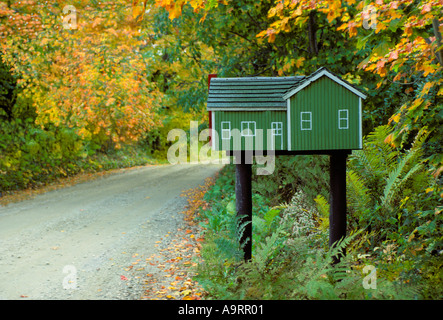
[0,163,222,300]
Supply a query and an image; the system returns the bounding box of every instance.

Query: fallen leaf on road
[120,275,128,281]
[181,289,192,296]
[140,178,214,300]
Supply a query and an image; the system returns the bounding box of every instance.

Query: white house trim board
[211,111,216,151]
[282,69,368,100]
[287,99,291,151]
[207,107,286,111]
[359,97,363,149]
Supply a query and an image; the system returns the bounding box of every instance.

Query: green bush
[194,129,442,299]
[344,125,442,254]
[197,187,420,300]
[0,117,157,192]
[252,155,329,206]
[0,119,86,190]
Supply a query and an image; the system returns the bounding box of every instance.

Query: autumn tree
[257,0,442,175]
[1,0,164,150]
[155,0,442,177]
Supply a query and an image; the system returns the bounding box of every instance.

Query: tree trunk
[308,11,318,56]
[432,19,442,65]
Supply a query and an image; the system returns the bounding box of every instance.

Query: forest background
[0,0,442,299]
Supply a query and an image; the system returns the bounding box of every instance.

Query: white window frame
[300,112,312,131]
[221,121,231,139]
[271,122,283,136]
[241,121,256,137]
[338,109,349,130]
[271,122,283,149]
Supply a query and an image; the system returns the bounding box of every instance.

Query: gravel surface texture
[0,163,222,300]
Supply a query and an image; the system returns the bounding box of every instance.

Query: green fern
[381,162,423,209]
[346,125,432,242]
[348,126,399,199]
[314,194,330,231]
[253,226,285,273]
[380,128,428,209]
[346,169,372,213]
[212,214,249,262]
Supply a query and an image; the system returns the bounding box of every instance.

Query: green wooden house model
[207,67,367,153]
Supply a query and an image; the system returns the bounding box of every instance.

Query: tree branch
[432,18,442,65]
[247,66,272,77]
[228,30,257,45]
[425,18,442,65]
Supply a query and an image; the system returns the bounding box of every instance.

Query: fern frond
[346,169,371,212]
[253,227,282,273]
[406,126,429,164]
[327,231,359,263]
[381,152,413,207]
[212,214,250,261]
[314,194,330,231]
[381,162,424,208]
[350,125,398,179]
[380,129,428,208]
[235,216,251,248]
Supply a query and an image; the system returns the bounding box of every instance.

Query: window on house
[300,112,312,130]
[338,109,349,129]
[221,121,231,139]
[241,121,256,136]
[271,122,283,136]
[271,122,283,149]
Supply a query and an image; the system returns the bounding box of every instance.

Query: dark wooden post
[329,151,348,262]
[235,152,253,261]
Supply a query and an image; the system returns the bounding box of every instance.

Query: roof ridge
[211,76,305,81]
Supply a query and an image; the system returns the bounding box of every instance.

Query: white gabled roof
[282,67,367,100]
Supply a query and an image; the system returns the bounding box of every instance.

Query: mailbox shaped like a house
[207,67,367,153]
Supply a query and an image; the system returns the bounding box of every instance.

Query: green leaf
[388,18,403,32]
[226,200,236,215]
[264,208,281,225]
[373,41,391,57]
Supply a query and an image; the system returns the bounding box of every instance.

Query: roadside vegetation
[1,0,441,300]
[194,132,442,299]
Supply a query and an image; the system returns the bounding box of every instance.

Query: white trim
[207,107,286,111]
[211,76,301,82]
[241,121,256,137]
[211,111,215,151]
[300,111,312,131]
[271,122,283,150]
[287,99,291,151]
[283,69,367,100]
[338,109,349,130]
[359,97,363,149]
[221,121,231,140]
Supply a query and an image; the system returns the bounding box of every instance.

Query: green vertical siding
[214,110,286,151]
[289,77,360,151]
